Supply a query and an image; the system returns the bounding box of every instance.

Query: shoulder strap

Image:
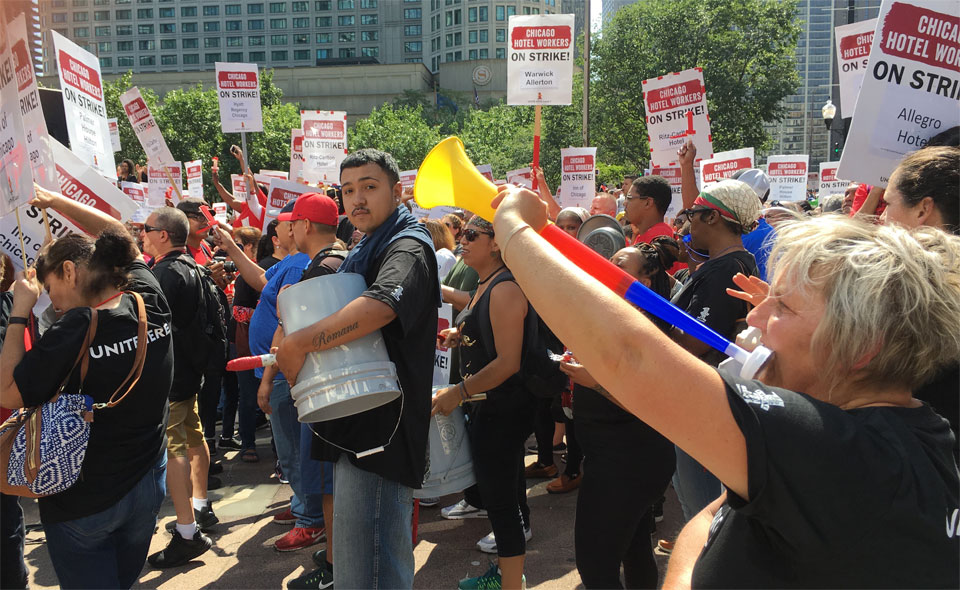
[94,292,149,410]
[61,308,98,394]
[474,271,516,362]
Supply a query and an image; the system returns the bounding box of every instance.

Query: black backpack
[477,274,568,400]
[181,257,229,371]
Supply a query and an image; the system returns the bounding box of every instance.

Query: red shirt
[633,221,687,275]
[186,241,214,266]
[850,184,886,217]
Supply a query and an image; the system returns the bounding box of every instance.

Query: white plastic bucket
[413,388,476,499]
[277,273,401,423]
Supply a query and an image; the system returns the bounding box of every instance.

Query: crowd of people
[0,125,957,590]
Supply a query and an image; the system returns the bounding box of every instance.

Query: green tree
[460,103,534,179]
[348,104,444,171]
[591,0,800,170]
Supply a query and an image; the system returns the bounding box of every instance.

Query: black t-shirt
[151,251,203,401]
[0,291,14,345]
[671,250,756,365]
[311,238,438,488]
[915,362,960,460]
[691,371,960,588]
[336,215,355,245]
[300,247,346,282]
[14,261,174,524]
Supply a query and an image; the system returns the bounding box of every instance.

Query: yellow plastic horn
[414,136,498,222]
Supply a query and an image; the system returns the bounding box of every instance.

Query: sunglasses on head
[462,228,494,242]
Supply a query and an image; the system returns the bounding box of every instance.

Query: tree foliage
[348,104,443,172]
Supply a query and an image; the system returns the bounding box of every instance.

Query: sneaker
[524,462,558,479]
[311,549,327,568]
[287,566,334,589]
[275,460,289,484]
[476,526,532,554]
[546,473,581,494]
[165,505,219,534]
[656,539,674,555]
[653,497,665,523]
[525,442,538,454]
[552,442,567,454]
[275,527,325,552]
[218,436,243,450]
[441,499,487,520]
[209,461,224,476]
[207,475,223,491]
[273,507,297,525]
[458,563,526,590]
[417,496,440,508]
[206,437,218,457]
[148,530,212,568]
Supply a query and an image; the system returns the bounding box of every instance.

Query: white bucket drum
[277,273,401,423]
[414,388,476,499]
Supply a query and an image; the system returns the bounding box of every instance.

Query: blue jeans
[43,454,167,589]
[270,379,324,529]
[673,445,723,522]
[233,368,260,450]
[333,454,414,589]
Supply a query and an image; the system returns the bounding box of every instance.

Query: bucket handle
[307,381,405,460]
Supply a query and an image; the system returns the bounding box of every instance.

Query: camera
[212,256,238,273]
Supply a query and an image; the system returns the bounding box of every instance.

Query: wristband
[7,316,28,326]
[499,223,532,265]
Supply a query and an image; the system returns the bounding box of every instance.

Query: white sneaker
[418,496,441,507]
[441,499,487,520]
[476,526,532,554]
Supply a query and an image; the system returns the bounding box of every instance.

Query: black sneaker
[208,475,223,491]
[148,530,212,568]
[209,461,224,476]
[165,505,220,534]
[653,497,665,523]
[287,567,333,589]
[218,436,243,450]
[206,438,218,457]
[312,549,327,568]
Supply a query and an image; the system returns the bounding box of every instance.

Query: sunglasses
[677,207,713,223]
[142,223,165,234]
[462,228,494,242]
[624,193,650,201]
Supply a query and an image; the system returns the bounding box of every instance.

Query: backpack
[477,274,568,400]
[193,263,230,368]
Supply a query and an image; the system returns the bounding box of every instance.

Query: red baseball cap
[277,192,339,225]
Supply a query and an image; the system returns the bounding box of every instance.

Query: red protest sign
[509,26,573,49]
[57,50,103,101]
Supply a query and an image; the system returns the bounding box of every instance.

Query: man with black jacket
[141,207,217,568]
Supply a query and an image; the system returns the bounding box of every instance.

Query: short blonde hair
[768,216,960,393]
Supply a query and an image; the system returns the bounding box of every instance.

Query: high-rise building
[37,0,426,75]
[600,0,633,26]
[3,0,43,73]
[763,0,882,166]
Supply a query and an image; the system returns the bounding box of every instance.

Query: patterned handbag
[0,292,148,498]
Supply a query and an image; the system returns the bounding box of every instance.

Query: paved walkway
[20,429,684,589]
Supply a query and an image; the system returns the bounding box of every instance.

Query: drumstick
[227,354,276,371]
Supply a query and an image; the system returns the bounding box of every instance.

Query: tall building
[763,0,882,167]
[423,0,564,73]
[37,0,426,76]
[600,0,633,26]
[3,0,43,73]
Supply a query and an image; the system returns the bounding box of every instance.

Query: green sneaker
[458,563,526,590]
[287,566,333,589]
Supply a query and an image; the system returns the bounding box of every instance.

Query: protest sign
[121,87,175,166]
[642,68,713,168]
[838,0,960,187]
[185,159,203,199]
[819,161,847,199]
[215,62,263,133]
[51,31,114,178]
[835,19,878,118]
[121,181,150,223]
[506,167,533,189]
[11,12,57,193]
[434,303,454,387]
[212,202,229,224]
[0,203,80,271]
[301,110,348,183]
[700,148,755,185]
[108,118,121,152]
[232,173,248,204]
[290,129,304,182]
[507,14,575,105]
[147,162,182,207]
[558,147,596,209]
[0,25,35,217]
[475,164,495,182]
[766,155,809,202]
[51,138,137,221]
[263,178,314,227]
[649,165,684,220]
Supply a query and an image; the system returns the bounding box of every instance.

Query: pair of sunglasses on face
[462,228,494,242]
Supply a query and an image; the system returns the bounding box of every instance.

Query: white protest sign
[475,164,494,182]
[232,173,248,205]
[507,14,575,105]
[819,161,847,199]
[51,138,137,221]
[649,165,684,221]
[506,167,533,189]
[700,148,755,185]
[108,118,121,152]
[51,31,114,178]
[838,0,960,187]
[835,19,878,118]
[263,178,314,227]
[0,203,80,271]
[0,27,34,217]
[642,68,713,168]
[256,170,288,184]
[301,110,347,183]
[185,159,203,199]
[290,129,304,182]
[121,181,150,223]
[215,62,263,133]
[11,13,57,193]
[433,303,454,387]
[120,87,174,166]
[558,147,596,209]
[766,155,809,202]
[212,202,229,224]
[147,162,182,207]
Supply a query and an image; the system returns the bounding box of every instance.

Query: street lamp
[822,99,837,130]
